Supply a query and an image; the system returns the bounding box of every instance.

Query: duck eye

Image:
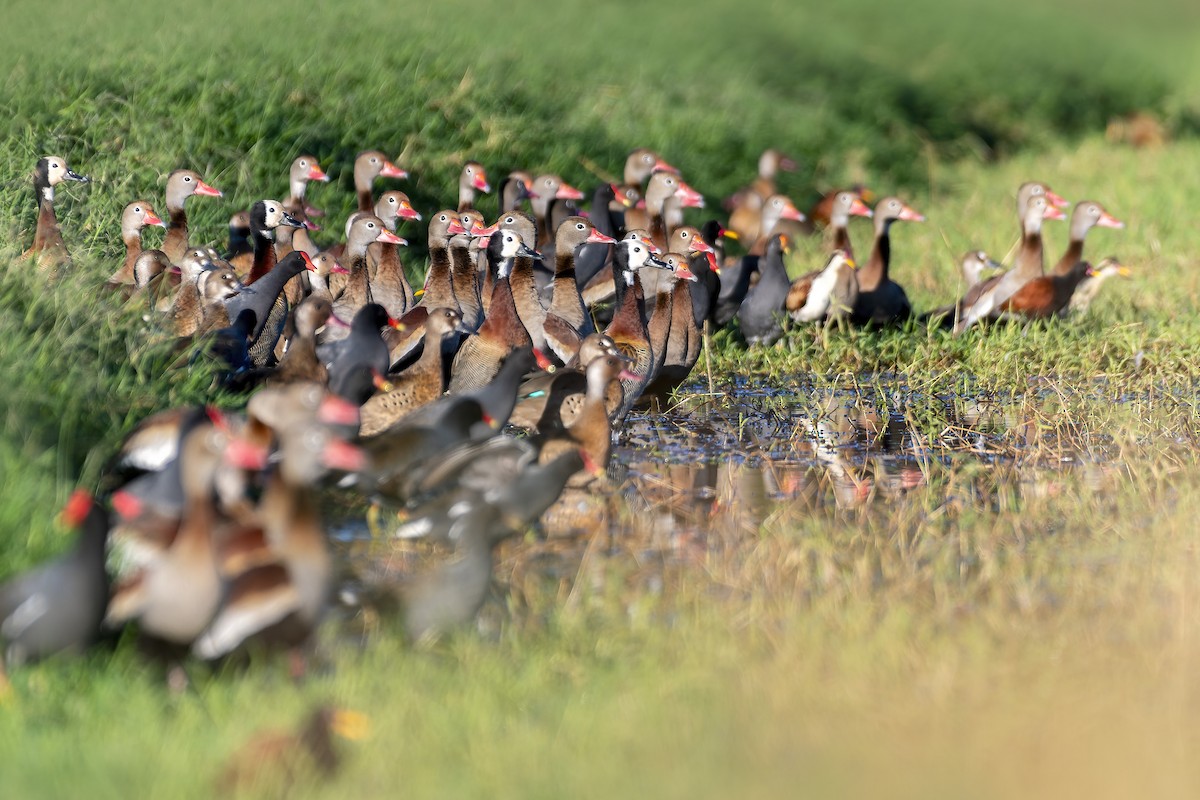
[505,216,514,223]
[577,223,585,230]
[184,176,192,182]
[370,157,378,163]
[134,207,141,212]
[544,178,553,186]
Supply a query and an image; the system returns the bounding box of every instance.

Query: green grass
[3,0,1200,797]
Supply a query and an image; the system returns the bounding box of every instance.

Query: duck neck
[458,186,475,213]
[479,276,531,346]
[357,187,373,214]
[830,215,855,262]
[422,242,456,307]
[247,228,277,284]
[117,229,143,282]
[1013,224,1046,281]
[607,271,646,337]
[1051,237,1085,278]
[34,169,53,211]
[165,202,189,261]
[450,242,480,308]
[859,220,892,291]
[649,208,669,252]
[550,247,591,333]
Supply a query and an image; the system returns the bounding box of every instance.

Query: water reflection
[335,377,1136,628]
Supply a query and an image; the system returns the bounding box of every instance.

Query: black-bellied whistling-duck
[282,156,329,259]
[105,418,254,646]
[960,250,1005,290]
[195,267,243,335]
[736,233,792,345]
[370,218,413,321]
[359,308,463,436]
[107,200,166,287]
[509,334,625,431]
[806,184,877,231]
[1064,257,1129,316]
[538,354,632,483]
[955,193,1066,334]
[639,252,698,399]
[1,491,109,666]
[725,149,797,242]
[996,258,1095,320]
[322,303,400,401]
[288,154,329,219]
[330,216,404,327]
[918,251,1004,326]
[448,235,534,393]
[851,196,924,326]
[127,250,174,306]
[605,238,667,412]
[217,706,369,795]
[499,170,537,213]
[458,161,491,212]
[955,182,1070,316]
[820,190,872,260]
[451,211,487,330]
[194,425,365,662]
[174,265,237,339]
[417,210,465,314]
[272,296,336,386]
[782,191,870,317]
[362,190,423,280]
[1049,200,1124,276]
[746,194,805,256]
[542,217,615,363]
[167,248,220,331]
[29,155,91,271]
[788,250,857,324]
[624,148,677,186]
[352,150,407,213]
[163,169,222,263]
[306,252,348,301]
[529,174,584,247]
[623,171,705,252]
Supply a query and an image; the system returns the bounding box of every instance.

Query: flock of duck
[3,146,1128,681]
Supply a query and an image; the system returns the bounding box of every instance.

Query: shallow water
[332,374,1192,621]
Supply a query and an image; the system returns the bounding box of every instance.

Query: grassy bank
[2,0,1200,797]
